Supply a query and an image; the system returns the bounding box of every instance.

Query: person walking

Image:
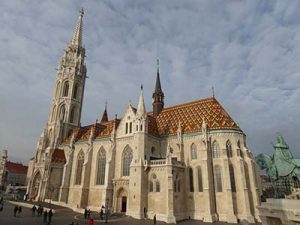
[18,206,22,217]
[84,208,87,219]
[32,205,37,216]
[153,214,157,225]
[100,208,103,220]
[43,210,48,223]
[13,205,18,217]
[48,209,53,224]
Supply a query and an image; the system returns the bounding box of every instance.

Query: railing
[149,159,166,165]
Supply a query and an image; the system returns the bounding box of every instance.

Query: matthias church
[26,9,261,223]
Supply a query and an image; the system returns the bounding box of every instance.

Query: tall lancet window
[189,167,194,192]
[197,166,203,192]
[63,81,69,97]
[75,151,84,185]
[60,105,66,121]
[191,143,197,160]
[96,149,106,185]
[226,140,233,158]
[122,147,133,176]
[229,164,236,192]
[73,83,79,99]
[70,107,75,123]
[214,165,223,192]
[212,141,220,158]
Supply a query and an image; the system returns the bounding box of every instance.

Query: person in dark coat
[31,205,37,216]
[87,209,91,218]
[84,208,88,219]
[100,208,103,220]
[48,209,53,224]
[13,205,18,217]
[153,214,156,225]
[18,206,22,217]
[43,210,48,223]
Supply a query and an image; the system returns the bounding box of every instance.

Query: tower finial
[212,86,215,98]
[141,84,143,90]
[100,101,108,123]
[152,59,164,117]
[71,8,84,46]
[157,58,159,74]
[105,100,108,111]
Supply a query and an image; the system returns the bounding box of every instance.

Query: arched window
[156,181,160,192]
[191,143,197,160]
[151,147,156,155]
[149,181,153,192]
[226,140,233,158]
[59,105,66,121]
[189,167,194,192]
[197,166,203,192]
[73,83,79,99]
[96,149,106,185]
[214,165,222,192]
[55,82,61,98]
[229,164,236,192]
[212,141,220,158]
[63,81,69,97]
[70,107,75,123]
[122,147,133,176]
[129,122,132,133]
[75,151,84,185]
[125,123,128,134]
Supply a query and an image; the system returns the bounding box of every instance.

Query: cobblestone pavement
[0,201,260,225]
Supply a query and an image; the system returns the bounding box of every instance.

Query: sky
[0,0,299,163]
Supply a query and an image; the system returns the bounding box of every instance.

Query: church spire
[71,8,84,46]
[137,85,146,118]
[152,59,164,117]
[100,101,108,123]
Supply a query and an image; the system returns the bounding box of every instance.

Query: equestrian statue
[255,135,300,197]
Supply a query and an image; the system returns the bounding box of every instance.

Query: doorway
[121,196,127,212]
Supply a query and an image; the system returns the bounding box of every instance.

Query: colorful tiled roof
[51,149,66,163]
[151,97,241,136]
[63,119,120,144]
[63,97,240,143]
[6,161,28,174]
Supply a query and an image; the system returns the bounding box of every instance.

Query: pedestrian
[100,208,103,220]
[18,206,22,217]
[48,209,53,224]
[153,214,156,225]
[32,205,37,216]
[37,205,42,216]
[84,208,87,219]
[43,210,48,223]
[87,209,91,218]
[13,205,18,217]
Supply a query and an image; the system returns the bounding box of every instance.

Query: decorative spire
[100,101,108,123]
[152,59,164,117]
[71,8,84,46]
[137,85,146,118]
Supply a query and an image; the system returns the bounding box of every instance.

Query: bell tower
[46,8,87,147]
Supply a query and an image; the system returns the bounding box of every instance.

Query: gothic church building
[26,10,261,223]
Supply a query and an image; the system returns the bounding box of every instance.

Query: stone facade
[26,9,261,224]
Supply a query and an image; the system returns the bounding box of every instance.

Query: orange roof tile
[51,149,66,163]
[152,97,240,136]
[6,161,28,174]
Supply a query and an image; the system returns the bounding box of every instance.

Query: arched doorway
[116,188,128,213]
[31,172,41,200]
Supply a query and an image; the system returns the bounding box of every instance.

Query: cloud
[0,0,299,163]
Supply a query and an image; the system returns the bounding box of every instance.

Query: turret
[100,102,108,123]
[152,59,164,117]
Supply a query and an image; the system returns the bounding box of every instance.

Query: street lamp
[105,198,109,223]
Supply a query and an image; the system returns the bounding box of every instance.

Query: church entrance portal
[31,172,41,200]
[116,188,128,213]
